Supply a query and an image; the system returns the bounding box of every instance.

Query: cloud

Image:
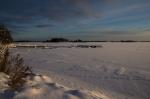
[35,24,55,28]
[7,24,25,29]
[1,0,149,23]
[145,29,150,31]
[0,0,106,23]
[64,0,94,16]
[99,30,138,35]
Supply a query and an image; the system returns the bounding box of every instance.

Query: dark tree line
[46,38,69,42]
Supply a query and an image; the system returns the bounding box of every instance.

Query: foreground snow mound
[0,74,108,99]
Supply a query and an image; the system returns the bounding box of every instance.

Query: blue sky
[0,0,150,41]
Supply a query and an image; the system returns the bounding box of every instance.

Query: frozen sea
[11,42,150,99]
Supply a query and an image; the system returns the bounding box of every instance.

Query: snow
[0,73,107,99]
[8,42,150,99]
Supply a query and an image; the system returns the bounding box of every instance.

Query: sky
[0,0,150,41]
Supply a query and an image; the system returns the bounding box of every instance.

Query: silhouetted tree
[0,24,13,44]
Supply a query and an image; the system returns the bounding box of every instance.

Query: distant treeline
[14,38,150,43]
[45,38,69,42]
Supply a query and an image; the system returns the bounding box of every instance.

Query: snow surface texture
[0,73,107,99]
[10,42,150,99]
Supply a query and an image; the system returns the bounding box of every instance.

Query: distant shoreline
[13,37,150,43]
[14,40,150,43]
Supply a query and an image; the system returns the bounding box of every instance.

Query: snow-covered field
[9,42,150,99]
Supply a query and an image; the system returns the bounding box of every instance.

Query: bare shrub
[0,45,33,89]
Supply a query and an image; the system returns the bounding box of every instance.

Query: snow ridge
[0,73,108,99]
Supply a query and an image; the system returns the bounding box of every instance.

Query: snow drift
[0,73,108,99]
